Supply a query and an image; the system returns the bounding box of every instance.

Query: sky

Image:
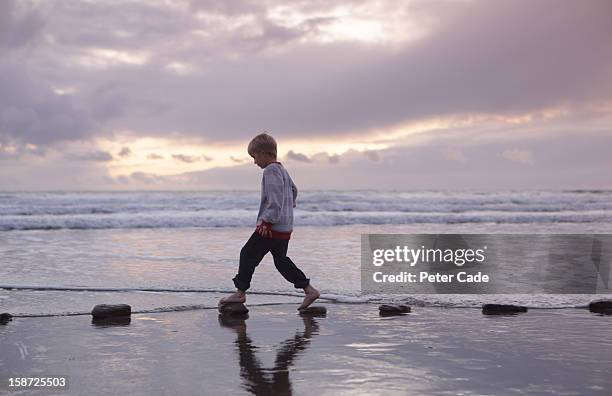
[1,0,611,190]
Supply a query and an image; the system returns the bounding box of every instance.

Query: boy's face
[250,151,275,168]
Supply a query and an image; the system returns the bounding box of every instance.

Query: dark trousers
[233,232,310,291]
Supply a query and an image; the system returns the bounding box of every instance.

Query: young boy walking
[219,133,320,310]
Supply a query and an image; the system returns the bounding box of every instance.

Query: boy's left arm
[256,166,284,237]
[291,180,298,208]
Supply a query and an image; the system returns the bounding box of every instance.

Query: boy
[219,133,320,310]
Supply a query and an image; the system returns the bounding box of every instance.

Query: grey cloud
[89,83,130,120]
[500,149,535,165]
[310,151,340,164]
[162,128,612,190]
[186,0,264,16]
[286,150,310,163]
[99,0,609,144]
[440,148,467,163]
[363,150,380,162]
[172,154,198,163]
[1,0,611,169]
[3,124,610,190]
[41,1,188,50]
[118,147,131,157]
[0,0,44,51]
[0,63,97,146]
[108,171,163,185]
[0,142,45,159]
[0,156,114,190]
[129,171,164,184]
[230,156,247,163]
[65,150,113,162]
[147,153,164,160]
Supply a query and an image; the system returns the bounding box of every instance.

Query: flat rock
[218,303,249,315]
[379,304,411,316]
[0,313,12,325]
[589,300,612,315]
[298,306,327,316]
[91,304,131,319]
[92,316,132,327]
[482,304,527,315]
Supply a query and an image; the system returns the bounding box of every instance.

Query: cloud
[74,0,610,142]
[172,154,199,163]
[158,128,611,190]
[310,151,341,164]
[129,171,164,184]
[65,150,113,162]
[3,0,608,148]
[1,1,611,190]
[0,0,44,51]
[118,146,131,157]
[186,0,264,16]
[286,150,311,163]
[3,125,611,190]
[363,150,380,162]
[230,156,248,163]
[0,142,45,159]
[0,63,98,147]
[147,153,164,160]
[171,153,213,163]
[328,154,340,164]
[440,148,466,163]
[501,149,535,165]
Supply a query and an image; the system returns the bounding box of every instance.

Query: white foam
[1,191,611,230]
[3,284,609,310]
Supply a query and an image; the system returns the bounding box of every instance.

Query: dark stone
[0,313,12,325]
[219,303,249,316]
[379,304,411,316]
[589,300,612,315]
[92,316,131,327]
[91,304,131,319]
[298,306,327,317]
[482,304,527,315]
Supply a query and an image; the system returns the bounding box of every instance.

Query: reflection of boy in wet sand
[219,133,320,311]
[218,314,319,396]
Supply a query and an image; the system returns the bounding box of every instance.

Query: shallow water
[1,224,611,316]
[1,305,610,395]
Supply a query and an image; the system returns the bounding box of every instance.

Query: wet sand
[1,304,611,395]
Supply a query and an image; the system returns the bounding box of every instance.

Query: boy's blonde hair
[248,133,277,157]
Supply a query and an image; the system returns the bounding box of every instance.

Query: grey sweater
[256,162,297,232]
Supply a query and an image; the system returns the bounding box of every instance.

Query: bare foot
[298,285,320,310]
[219,290,246,307]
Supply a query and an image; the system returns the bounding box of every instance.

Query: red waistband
[269,230,292,240]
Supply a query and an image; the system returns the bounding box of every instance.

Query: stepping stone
[298,306,327,316]
[92,316,131,327]
[379,304,411,316]
[0,313,12,325]
[482,304,527,315]
[589,300,612,315]
[91,304,131,319]
[218,303,249,316]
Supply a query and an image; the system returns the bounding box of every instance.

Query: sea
[1,190,611,317]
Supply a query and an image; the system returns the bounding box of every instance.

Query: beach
[1,304,611,395]
[1,191,612,394]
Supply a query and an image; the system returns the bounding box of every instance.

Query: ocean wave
[1,191,611,231]
[1,210,611,231]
